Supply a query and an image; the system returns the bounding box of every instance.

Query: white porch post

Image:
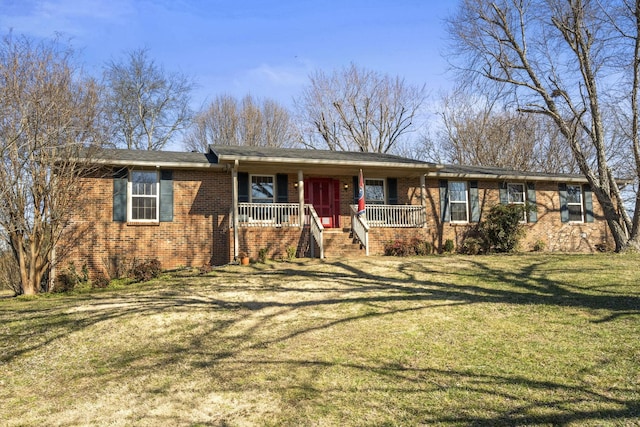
[298,170,304,228]
[420,174,427,228]
[232,160,239,259]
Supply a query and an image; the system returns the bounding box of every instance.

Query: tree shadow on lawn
[194,357,639,426]
[326,258,640,322]
[1,257,639,425]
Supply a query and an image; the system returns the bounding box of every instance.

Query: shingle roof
[88,146,593,183]
[209,145,437,167]
[435,163,588,182]
[91,148,217,168]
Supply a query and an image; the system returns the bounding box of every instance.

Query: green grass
[1,254,639,426]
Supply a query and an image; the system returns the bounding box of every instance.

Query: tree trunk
[621,233,640,253]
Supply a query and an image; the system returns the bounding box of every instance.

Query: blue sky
[0,0,455,111]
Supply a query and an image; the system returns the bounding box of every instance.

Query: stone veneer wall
[424,179,612,253]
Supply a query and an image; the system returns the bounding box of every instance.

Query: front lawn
[1,254,638,426]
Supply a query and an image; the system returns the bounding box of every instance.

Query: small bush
[199,263,213,275]
[384,238,432,257]
[130,258,162,282]
[54,263,82,293]
[285,246,297,261]
[478,204,526,253]
[258,248,268,263]
[412,238,433,256]
[532,239,546,252]
[459,237,483,255]
[384,239,412,256]
[91,273,110,289]
[443,239,455,253]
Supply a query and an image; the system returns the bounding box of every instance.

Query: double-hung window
[250,175,275,222]
[449,181,469,223]
[113,168,172,223]
[440,180,479,223]
[559,183,594,223]
[251,175,275,203]
[566,184,584,222]
[365,179,385,205]
[129,170,159,222]
[507,183,527,222]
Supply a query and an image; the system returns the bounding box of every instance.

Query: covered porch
[209,144,439,261]
[233,201,428,259]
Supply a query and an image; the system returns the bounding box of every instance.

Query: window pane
[251,176,274,202]
[450,202,468,222]
[131,171,157,196]
[566,185,582,204]
[131,197,157,220]
[365,179,385,204]
[568,204,583,222]
[507,183,525,204]
[449,181,467,202]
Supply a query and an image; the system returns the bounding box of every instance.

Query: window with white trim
[566,184,584,222]
[449,181,468,222]
[129,170,159,222]
[507,183,526,222]
[251,175,275,203]
[365,178,385,204]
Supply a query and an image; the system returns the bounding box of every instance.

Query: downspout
[232,159,239,260]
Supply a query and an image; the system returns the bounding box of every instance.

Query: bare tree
[183,94,298,151]
[429,87,579,173]
[0,34,102,295]
[103,48,194,150]
[295,63,426,153]
[448,0,640,251]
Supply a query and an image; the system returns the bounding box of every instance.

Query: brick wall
[60,169,614,279]
[60,168,233,278]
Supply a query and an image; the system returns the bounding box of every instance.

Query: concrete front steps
[322,228,365,258]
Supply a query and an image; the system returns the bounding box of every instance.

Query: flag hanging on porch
[357,169,365,216]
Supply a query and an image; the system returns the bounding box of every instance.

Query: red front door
[305,178,340,228]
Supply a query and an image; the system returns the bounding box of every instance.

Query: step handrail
[307,204,324,258]
[350,205,370,256]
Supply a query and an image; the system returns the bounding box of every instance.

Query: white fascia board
[429,171,589,183]
[215,154,442,171]
[91,159,226,170]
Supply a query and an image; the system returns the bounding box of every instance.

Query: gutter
[215,154,443,171]
[87,158,226,170]
[428,171,590,183]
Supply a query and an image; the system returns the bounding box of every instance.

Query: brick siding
[59,169,613,278]
[61,168,232,278]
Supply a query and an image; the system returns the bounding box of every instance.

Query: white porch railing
[350,205,370,256]
[235,203,425,258]
[307,205,324,259]
[351,204,427,228]
[237,203,302,227]
[236,203,324,258]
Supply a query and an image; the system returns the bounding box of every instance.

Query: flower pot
[240,256,250,265]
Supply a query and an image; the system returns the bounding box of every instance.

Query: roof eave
[90,158,226,170]
[429,171,589,183]
[215,154,441,170]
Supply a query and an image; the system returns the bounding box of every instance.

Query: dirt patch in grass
[1,254,639,426]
